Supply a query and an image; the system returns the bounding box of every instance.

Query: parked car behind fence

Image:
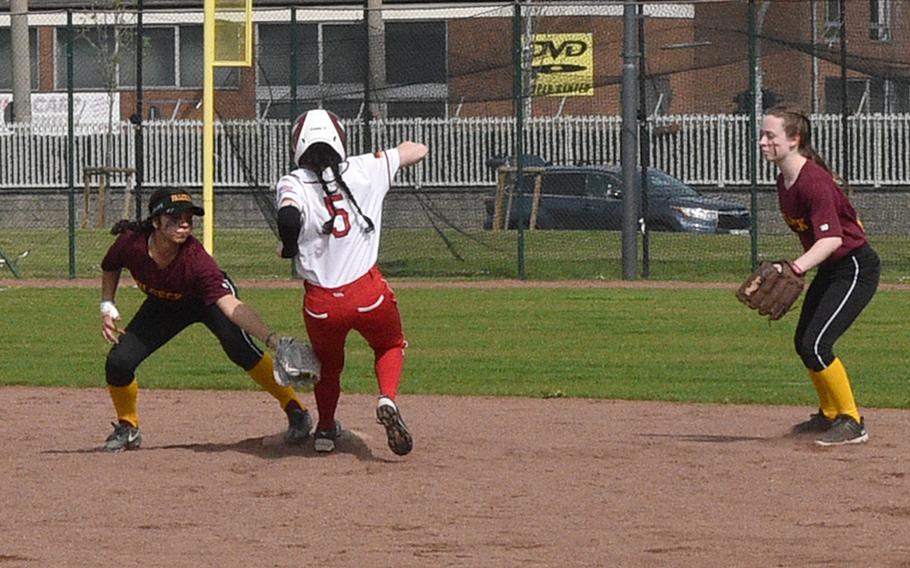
[484,164,751,234]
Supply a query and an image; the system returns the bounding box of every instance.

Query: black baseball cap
[148,188,205,217]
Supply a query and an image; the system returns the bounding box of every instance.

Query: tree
[75,0,143,224]
[77,0,138,168]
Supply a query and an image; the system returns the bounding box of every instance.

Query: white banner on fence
[0,92,121,135]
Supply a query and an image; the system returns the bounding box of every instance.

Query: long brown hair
[765,103,849,190]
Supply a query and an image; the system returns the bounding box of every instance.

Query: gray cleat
[284,406,312,446]
[815,415,868,446]
[102,422,142,453]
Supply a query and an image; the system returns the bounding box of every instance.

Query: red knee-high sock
[314,377,341,431]
[374,345,404,400]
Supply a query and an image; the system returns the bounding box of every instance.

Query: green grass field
[2,286,908,409]
[2,228,909,282]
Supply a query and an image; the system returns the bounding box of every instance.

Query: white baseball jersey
[276,148,401,287]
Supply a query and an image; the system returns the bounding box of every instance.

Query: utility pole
[134,0,144,219]
[365,0,387,121]
[620,2,639,280]
[839,0,849,186]
[11,0,31,123]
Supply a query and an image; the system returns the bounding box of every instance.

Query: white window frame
[869,0,891,42]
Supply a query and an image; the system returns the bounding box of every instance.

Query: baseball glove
[735,260,805,321]
[273,336,321,388]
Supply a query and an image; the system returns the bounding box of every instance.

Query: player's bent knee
[795,344,830,372]
[105,353,137,387]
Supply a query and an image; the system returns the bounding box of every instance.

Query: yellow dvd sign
[531,33,594,97]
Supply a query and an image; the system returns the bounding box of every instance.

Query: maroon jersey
[101,231,230,305]
[777,159,867,265]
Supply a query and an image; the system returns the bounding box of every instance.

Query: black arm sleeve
[277,205,302,258]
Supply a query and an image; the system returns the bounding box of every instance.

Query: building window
[323,24,366,85]
[255,20,447,119]
[870,0,891,41]
[825,76,885,114]
[257,23,319,88]
[120,27,176,87]
[0,28,40,90]
[55,26,119,90]
[386,21,446,85]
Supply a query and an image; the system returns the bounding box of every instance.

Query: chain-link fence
[1,1,909,282]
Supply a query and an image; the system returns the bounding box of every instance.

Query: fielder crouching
[98,188,313,452]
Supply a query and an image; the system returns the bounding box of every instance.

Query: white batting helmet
[291,109,346,166]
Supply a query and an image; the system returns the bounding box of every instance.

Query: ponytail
[111,218,154,235]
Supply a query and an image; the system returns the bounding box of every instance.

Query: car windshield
[646,169,700,197]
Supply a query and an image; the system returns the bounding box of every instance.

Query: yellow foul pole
[202,0,216,254]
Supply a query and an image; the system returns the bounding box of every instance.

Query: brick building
[1,1,907,124]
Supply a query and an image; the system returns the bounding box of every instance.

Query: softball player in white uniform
[275,109,428,455]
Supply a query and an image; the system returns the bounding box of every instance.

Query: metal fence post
[513,1,525,280]
[748,0,758,271]
[67,10,76,279]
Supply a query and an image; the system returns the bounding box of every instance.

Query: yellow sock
[247,352,304,411]
[807,368,837,420]
[816,358,860,422]
[108,379,139,427]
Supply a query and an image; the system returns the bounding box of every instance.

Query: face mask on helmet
[291,110,347,166]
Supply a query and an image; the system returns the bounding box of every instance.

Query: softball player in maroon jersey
[99,188,311,452]
[760,104,880,446]
[275,109,428,455]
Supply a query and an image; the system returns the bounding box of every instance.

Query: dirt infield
[3,387,910,567]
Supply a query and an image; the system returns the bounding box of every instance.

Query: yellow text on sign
[531,33,593,97]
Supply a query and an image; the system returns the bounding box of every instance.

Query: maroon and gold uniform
[99,188,308,452]
[777,159,867,264]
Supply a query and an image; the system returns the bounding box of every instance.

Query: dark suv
[483,165,750,233]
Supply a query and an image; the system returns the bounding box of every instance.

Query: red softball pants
[303,265,406,430]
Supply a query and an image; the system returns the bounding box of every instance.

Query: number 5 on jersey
[323,194,351,238]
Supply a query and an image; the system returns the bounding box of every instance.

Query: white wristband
[100,300,120,319]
